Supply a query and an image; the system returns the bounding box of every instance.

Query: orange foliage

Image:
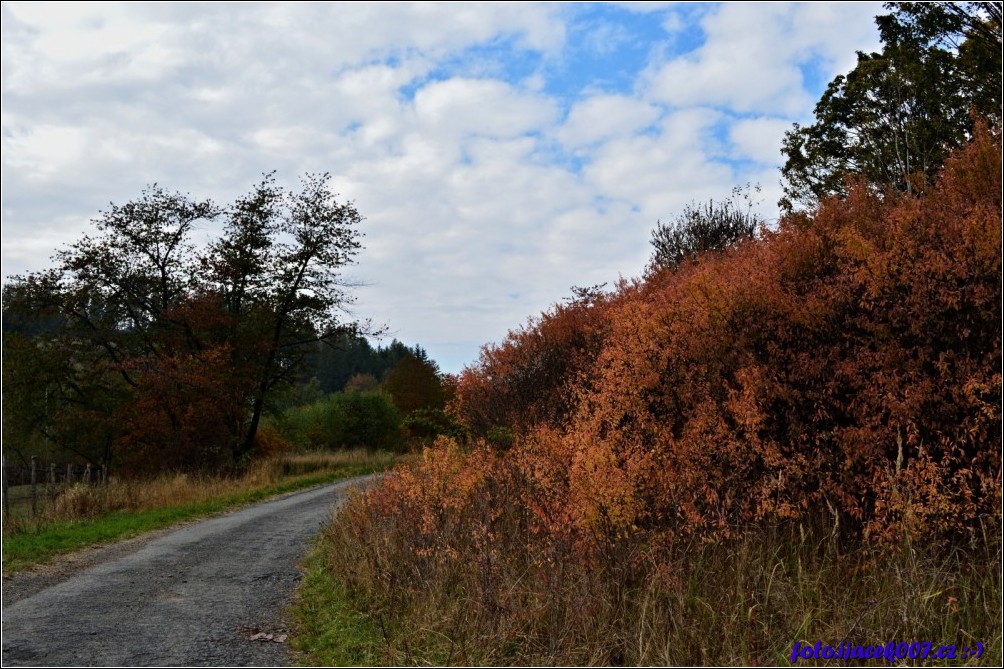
[306,127,1003,669]
[457,128,1000,547]
[450,291,611,439]
[347,126,1000,609]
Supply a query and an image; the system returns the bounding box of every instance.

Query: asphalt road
[2,476,374,667]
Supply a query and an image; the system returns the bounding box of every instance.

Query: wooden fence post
[84,463,92,484]
[50,463,56,484]
[31,455,38,514]
[2,457,9,519]
[67,463,74,484]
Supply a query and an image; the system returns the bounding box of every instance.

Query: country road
[2,475,375,667]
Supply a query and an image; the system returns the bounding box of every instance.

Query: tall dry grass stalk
[3,450,376,535]
[318,461,1002,666]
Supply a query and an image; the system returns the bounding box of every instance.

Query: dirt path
[1,476,374,667]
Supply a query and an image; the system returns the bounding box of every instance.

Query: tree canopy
[780,2,1002,211]
[3,173,369,472]
[648,184,762,274]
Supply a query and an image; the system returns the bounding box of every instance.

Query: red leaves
[113,292,257,474]
[115,343,247,474]
[450,295,611,439]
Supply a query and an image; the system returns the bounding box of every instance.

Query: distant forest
[295,335,434,395]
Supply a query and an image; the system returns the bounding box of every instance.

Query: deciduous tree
[648,184,761,273]
[5,173,370,471]
[780,2,1001,211]
[204,172,370,458]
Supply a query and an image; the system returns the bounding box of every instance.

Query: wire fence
[2,456,109,517]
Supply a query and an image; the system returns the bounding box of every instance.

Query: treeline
[296,335,431,395]
[2,312,453,469]
[1,173,454,475]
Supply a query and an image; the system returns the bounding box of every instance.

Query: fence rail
[1,456,109,517]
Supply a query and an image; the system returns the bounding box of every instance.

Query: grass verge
[289,541,386,666]
[2,451,396,576]
[291,491,1002,666]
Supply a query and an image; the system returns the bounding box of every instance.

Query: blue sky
[1,2,883,373]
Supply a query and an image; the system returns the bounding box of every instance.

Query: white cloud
[557,94,662,148]
[642,2,883,115]
[582,108,734,217]
[2,4,183,91]
[2,123,88,180]
[730,117,792,165]
[412,78,557,141]
[1,2,883,372]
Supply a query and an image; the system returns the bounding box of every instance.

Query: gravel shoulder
[1,475,375,667]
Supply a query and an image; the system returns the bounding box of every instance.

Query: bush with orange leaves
[449,288,611,441]
[329,433,661,664]
[316,131,1000,664]
[403,127,999,552]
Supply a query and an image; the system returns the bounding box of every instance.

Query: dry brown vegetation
[3,450,381,535]
[322,459,1000,664]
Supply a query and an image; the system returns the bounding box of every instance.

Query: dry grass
[298,477,1002,666]
[3,450,385,535]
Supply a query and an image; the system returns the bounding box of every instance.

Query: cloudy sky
[1,1,883,373]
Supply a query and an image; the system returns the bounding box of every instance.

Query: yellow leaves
[567,436,649,539]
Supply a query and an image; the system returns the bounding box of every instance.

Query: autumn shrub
[252,424,294,459]
[615,126,996,545]
[309,130,1002,665]
[450,289,612,440]
[325,438,615,664]
[450,126,1001,546]
[319,438,1001,665]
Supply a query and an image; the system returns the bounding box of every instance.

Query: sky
[1,1,884,374]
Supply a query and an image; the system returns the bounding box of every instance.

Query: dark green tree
[304,335,417,393]
[381,352,448,416]
[780,2,1002,212]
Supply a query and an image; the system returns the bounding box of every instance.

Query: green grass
[2,462,387,576]
[289,543,386,666]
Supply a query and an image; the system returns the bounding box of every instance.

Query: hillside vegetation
[295,128,1001,665]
